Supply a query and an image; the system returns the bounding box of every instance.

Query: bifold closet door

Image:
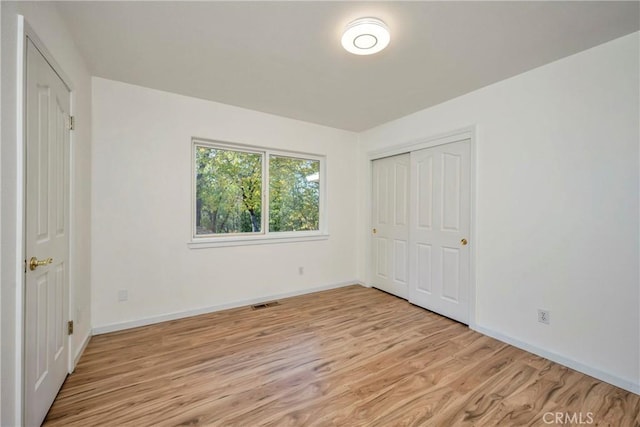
[409,140,471,324]
[371,154,410,299]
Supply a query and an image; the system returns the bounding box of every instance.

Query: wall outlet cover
[538,309,550,325]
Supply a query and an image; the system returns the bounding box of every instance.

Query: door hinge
[68,115,75,131]
[67,320,74,335]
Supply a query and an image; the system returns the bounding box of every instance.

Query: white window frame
[189,138,328,248]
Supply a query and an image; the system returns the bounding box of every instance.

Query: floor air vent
[251,301,280,310]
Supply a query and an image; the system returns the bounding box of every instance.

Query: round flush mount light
[341,18,390,55]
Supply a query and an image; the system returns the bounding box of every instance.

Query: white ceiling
[57,1,639,132]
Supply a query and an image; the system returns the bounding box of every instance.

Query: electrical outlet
[298,266,304,275]
[118,289,128,302]
[538,309,550,325]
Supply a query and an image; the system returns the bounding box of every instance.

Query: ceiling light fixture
[341,18,390,55]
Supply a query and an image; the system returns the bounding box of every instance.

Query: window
[192,140,326,246]
[269,155,320,232]
[195,146,263,235]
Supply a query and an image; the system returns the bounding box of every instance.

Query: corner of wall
[354,133,367,284]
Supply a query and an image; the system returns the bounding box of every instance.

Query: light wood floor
[45,285,639,426]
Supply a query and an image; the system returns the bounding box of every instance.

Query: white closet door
[371,154,410,298]
[409,140,471,324]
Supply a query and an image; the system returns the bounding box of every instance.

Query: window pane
[269,155,320,232]
[195,146,262,235]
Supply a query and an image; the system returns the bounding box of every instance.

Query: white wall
[1,2,92,425]
[359,33,639,392]
[91,78,359,330]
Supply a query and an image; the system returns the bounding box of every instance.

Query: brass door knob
[372,228,377,234]
[461,238,468,246]
[29,257,53,271]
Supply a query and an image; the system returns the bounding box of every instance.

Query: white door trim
[365,126,477,328]
[15,16,76,425]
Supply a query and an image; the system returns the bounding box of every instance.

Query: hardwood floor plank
[429,361,539,426]
[44,285,639,426]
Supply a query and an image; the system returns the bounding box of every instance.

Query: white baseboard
[472,325,640,395]
[90,283,637,395]
[92,280,361,335]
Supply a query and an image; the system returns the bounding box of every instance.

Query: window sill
[188,233,330,249]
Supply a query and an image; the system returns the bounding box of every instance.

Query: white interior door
[371,154,410,298]
[25,38,71,427]
[409,140,471,324]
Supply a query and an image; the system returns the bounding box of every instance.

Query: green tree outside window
[195,144,321,237]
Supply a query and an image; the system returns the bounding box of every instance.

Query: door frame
[365,126,477,328]
[15,16,76,424]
